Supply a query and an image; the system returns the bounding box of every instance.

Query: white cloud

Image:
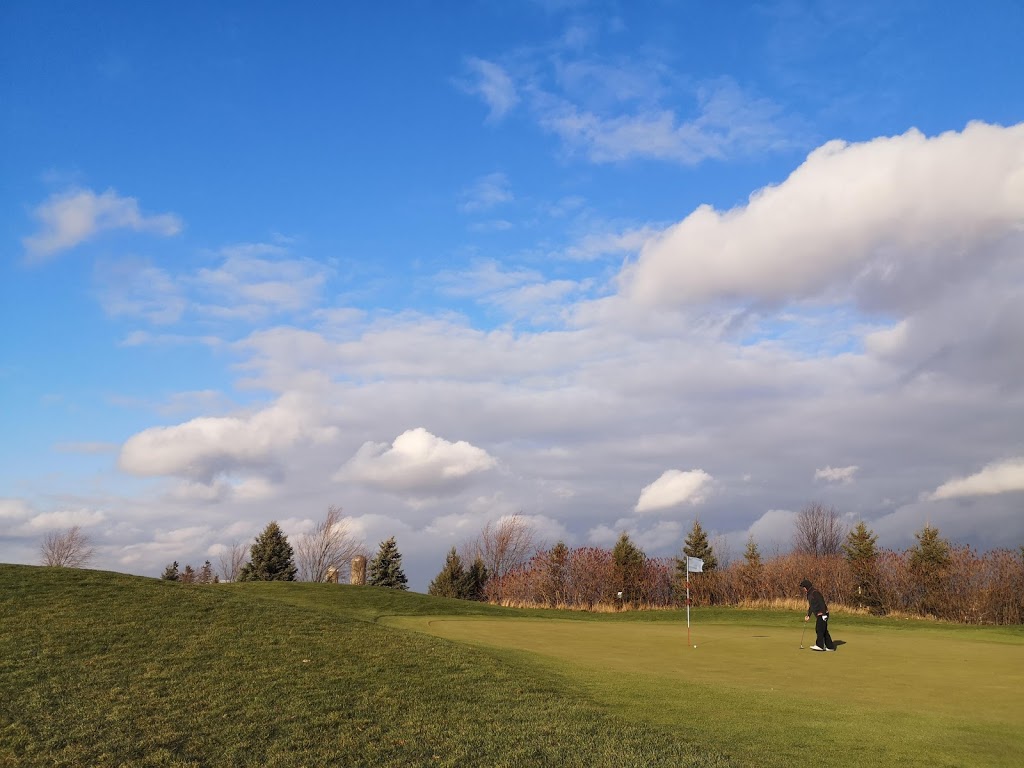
[0,499,32,522]
[586,519,683,552]
[930,458,1024,500]
[21,508,107,532]
[586,523,619,547]
[23,187,182,261]
[747,509,798,550]
[620,122,1024,309]
[815,465,858,484]
[153,525,212,544]
[119,393,339,481]
[337,428,497,496]
[631,520,685,552]
[459,57,519,122]
[635,469,713,513]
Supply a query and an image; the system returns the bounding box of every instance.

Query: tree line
[35,503,1024,624]
[480,508,1024,625]
[164,511,411,589]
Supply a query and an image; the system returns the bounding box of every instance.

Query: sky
[2,0,1023,591]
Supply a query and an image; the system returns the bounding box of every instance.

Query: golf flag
[686,556,704,573]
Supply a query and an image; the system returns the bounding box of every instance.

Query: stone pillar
[325,566,339,584]
[351,555,366,586]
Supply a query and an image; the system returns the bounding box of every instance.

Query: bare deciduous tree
[39,526,95,568]
[466,514,537,582]
[792,502,846,557]
[295,506,365,582]
[217,540,248,582]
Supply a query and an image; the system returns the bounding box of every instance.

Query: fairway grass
[390,613,1024,767]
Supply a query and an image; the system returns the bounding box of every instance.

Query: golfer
[800,579,835,651]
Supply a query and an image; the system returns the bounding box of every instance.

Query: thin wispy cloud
[458,172,514,213]
[192,249,329,320]
[96,242,329,327]
[536,80,789,165]
[95,259,187,324]
[457,57,520,122]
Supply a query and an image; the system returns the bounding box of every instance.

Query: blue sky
[2,0,1023,589]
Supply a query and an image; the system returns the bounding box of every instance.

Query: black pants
[816,613,834,650]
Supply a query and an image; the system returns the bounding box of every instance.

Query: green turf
[3,565,1022,768]
[388,612,1024,767]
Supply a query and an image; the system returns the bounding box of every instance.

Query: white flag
[687,557,704,573]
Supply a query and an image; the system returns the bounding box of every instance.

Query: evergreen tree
[909,524,950,616]
[612,532,646,604]
[461,555,488,601]
[742,536,762,569]
[844,521,881,611]
[198,560,215,584]
[161,561,180,581]
[739,536,763,598]
[428,548,466,598]
[367,536,408,590]
[180,564,196,584]
[678,519,718,575]
[238,521,297,582]
[543,541,570,606]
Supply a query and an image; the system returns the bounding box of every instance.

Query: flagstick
[686,566,691,647]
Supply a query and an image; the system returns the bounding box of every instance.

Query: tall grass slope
[0,565,732,768]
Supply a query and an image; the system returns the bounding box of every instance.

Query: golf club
[799,622,807,649]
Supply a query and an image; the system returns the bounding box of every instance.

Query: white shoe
[825,647,836,651]
[810,645,825,651]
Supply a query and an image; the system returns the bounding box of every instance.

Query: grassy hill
[3,565,1022,767]
[0,565,730,767]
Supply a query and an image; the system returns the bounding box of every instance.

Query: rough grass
[0,565,731,768]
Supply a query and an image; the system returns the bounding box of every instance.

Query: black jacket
[806,588,828,617]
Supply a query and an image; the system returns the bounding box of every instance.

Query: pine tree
[161,561,180,581]
[743,536,762,569]
[199,560,215,585]
[179,564,196,584]
[739,535,763,598]
[678,519,718,575]
[238,521,297,582]
[612,532,646,604]
[844,521,881,611]
[367,536,408,590]
[461,555,488,601]
[428,548,466,598]
[543,541,570,606]
[909,524,950,616]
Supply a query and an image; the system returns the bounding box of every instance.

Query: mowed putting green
[390,613,1024,767]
